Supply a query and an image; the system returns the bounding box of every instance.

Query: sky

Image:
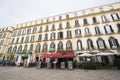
[0,0,120,28]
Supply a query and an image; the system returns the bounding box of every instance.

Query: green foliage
[114,58,120,66]
[89,52,96,55]
[83,62,97,70]
[62,50,67,55]
[0,53,3,57]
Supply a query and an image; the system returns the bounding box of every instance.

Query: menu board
[61,62,65,69]
[68,61,73,70]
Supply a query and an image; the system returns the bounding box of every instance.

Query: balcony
[83,23,89,26]
[58,27,63,30]
[65,36,72,39]
[94,33,103,36]
[43,38,48,41]
[92,22,99,25]
[65,26,71,29]
[44,29,49,32]
[50,38,56,41]
[74,25,80,28]
[102,20,110,23]
[84,33,92,37]
[105,32,114,35]
[75,34,82,38]
[38,30,42,33]
[50,29,56,31]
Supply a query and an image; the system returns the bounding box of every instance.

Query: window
[95,27,101,34]
[30,35,35,42]
[39,27,42,32]
[93,17,97,23]
[83,18,88,25]
[11,38,15,44]
[67,30,72,38]
[111,13,120,21]
[0,40,4,45]
[18,45,22,53]
[0,34,2,39]
[38,34,42,41]
[45,25,48,31]
[13,46,17,52]
[59,16,62,20]
[77,40,82,50]
[66,22,70,28]
[16,38,19,43]
[30,44,33,51]
[97,38,106,49]
[66,41,72,51]
[58,32,63,39]
[13,31,17,37]
[17,30,21,36]
[66,15,69,19]
[27,28,31,34]
[85,28,91,35]
[21,37,24,43]
[58,23,62,29]
[50,42,55,52]
[43,43,47,52]
[75,20,80,27]
[8,46,12,52]
[24,45,27,51]
[104,25,113,34]
[47,19,49,22]
[57,41,63,51]
[101,15,108,22]
[25,36,29,42]
[108,37,119,48]
[3,33,6,38]
[32,28,37,33]
[44,33,48,40]
[87,39,94,49]
[35,43,41,52]
[50,32,56,40]
[75,29,81,36]
[117,23,120,32]
[51,24,55,30]
[22,29,26,35]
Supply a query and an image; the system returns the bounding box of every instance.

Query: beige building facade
[0,27,13,54]
[1,2,120,62]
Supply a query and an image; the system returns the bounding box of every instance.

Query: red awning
[64,51,74,58]
[51,52,64,58]
[40,54,52,58]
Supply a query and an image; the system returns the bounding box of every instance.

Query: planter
[83,62,97,70]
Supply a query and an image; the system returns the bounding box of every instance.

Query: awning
[95,52,117,56]
[51,52,64,58]
[78,53,93,57]
[40,54,52,58]
[64,51,74,58]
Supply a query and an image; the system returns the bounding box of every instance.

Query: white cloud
[0,0,120,27]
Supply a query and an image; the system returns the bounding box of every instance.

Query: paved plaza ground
[0,66,120,80]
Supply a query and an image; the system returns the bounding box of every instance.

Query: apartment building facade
[3,2,120,62]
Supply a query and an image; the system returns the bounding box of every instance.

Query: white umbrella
[78,53,93,57]
[95,52,116,56]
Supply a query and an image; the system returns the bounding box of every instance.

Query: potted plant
[83,62,97,70]
[114,58,120,70]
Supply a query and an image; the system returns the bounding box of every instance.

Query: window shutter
[115,39,119,47]
[96,41,100,49]
[104,26,107,33]
[103,40,106,48]
[116,13,120,19]
[111,14,114,20]
[109,25,113,32]
[108,39,112,48]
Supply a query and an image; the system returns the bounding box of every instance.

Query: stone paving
[0,66,120,80]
